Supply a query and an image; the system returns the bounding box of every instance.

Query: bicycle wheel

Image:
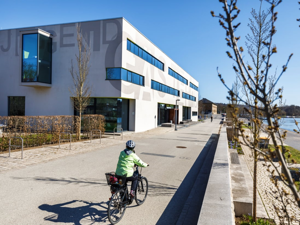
[108,189,127,224]
[135,177,148,205]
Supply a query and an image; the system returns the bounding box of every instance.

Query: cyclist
[116,140,149,198]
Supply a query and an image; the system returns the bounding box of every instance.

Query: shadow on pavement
[140,152,175,158]
[156,134,219,225]
[12,176,107,186]
[147,180,178,197]
[150,138,207,143]
[39,200,109,224]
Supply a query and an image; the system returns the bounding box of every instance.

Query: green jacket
[116,149,147,177]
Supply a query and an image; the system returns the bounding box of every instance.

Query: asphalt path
[0,117,221,225]
[282,129,300,151]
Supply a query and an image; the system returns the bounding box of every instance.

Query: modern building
[198,98,217,115]
[0,18,199,132]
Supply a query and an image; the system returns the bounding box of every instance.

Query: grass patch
[236,215,275,225]
[241,124,252,129]
[295,181,300,191]
[269,145,300,164]
[229,141,244,154]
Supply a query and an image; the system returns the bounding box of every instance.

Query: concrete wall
[0,19,123,116]
[198,125,235,224]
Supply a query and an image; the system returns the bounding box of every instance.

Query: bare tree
[212,0,300,223]
[69,24,91,140]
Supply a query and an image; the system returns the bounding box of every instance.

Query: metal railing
[59,132,72,150]
[113,127,123,140]
[9,137,24,159]
[90,129,102,143]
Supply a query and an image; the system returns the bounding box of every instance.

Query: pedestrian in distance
[211,116,213,122]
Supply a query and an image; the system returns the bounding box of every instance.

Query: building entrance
[157,103,177,125]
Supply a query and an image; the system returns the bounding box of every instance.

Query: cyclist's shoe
[130,190,135,198]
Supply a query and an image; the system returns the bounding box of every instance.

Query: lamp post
[175,99,180,131]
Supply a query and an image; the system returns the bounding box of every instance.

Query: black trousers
[116,174,138,191]
[126,176,138,192]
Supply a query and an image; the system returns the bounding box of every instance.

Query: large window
[127,39,164,71]
[22,33,52,84]
[183,106,191,121]
[8,96,25,116]
[168,68,188,85]
[75,98,129,132]
[106,68,144,86]
[151,80,180,97]
[182,92,196,101]
[190,82,198,91]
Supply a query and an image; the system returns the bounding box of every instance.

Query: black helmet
[126,140,136,150]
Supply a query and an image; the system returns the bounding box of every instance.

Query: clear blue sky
[1,0,299,105]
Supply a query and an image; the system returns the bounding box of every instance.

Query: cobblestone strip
[241,141,300,224]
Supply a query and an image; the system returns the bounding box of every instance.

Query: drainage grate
[176,146,187,148]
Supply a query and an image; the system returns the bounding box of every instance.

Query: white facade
[0,18,198,132]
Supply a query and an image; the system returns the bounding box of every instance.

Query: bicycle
[105,166,148,224]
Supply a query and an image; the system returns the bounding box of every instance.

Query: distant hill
[279,105,300,117]
[213,103,300,117]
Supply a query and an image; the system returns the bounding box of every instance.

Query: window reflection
[22,33,52,84]
[151,80,180,97]
[182,92,196,101]
[127,39,164,71]
[106,68,144,86]
[23,34,38,82]
[168,68,188,85]
[190,82,198,91]
[76,98,129,132]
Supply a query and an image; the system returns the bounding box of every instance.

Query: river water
[263,117,300,132]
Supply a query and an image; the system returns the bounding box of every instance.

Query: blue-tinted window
[182,92,196,101]
[190,82,198,91]
[151,80,180,97]
[127,39,131,51]
[106,68,121,79]
[168,68,188,85]
[127,39,164,71]
[128,71,132,82]
[22,34,38,82]
[22,33,52,84]
[106,68,144,86]
[121,69,127,80]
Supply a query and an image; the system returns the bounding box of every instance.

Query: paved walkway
[0,125,189,173]
[0,119,221,224]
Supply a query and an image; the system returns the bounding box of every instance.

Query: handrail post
[9,138,11,157]
[8,137,24,159]
[100,130,101,144]
[70,133,72,150]
[21,138,23,159]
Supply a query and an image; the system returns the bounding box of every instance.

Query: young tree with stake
[212,0,300,223]
[69,24,91,140]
